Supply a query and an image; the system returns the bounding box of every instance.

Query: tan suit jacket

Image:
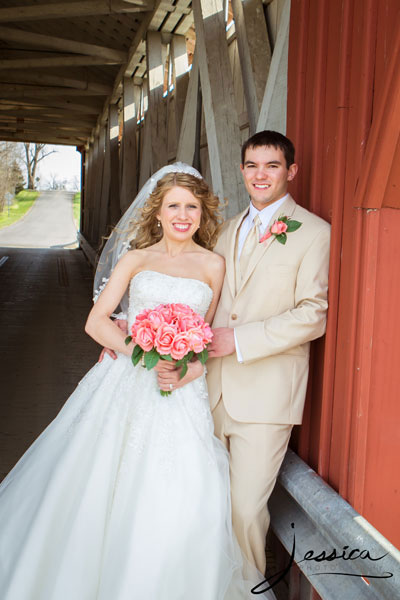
[207,194,330,425]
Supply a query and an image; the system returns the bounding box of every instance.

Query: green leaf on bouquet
[275,233,287,245]
[286,220,302,232]
[161,354,173,361]
[197,348,209,364]
[175,358,184,367]
[144,348,160,370]
[125,335,132,345]
[131,345,143,366]
[179,360,189,380]
[160,390,172,397]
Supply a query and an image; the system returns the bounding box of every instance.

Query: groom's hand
[98,318,128,362]
[208,327,235,358]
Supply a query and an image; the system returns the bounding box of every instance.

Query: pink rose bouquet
[126,303,213,396]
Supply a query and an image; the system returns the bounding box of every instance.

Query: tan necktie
[238,214,261,282]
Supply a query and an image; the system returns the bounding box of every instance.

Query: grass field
[73,192,81,230]
[0,190,39,229]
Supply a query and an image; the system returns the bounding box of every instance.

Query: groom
[207,130,330,575]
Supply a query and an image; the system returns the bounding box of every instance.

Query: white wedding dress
[0,270,274,600]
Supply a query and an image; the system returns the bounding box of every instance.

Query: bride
[0,163,275,599]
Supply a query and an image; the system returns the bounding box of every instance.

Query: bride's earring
[157,220,161,228]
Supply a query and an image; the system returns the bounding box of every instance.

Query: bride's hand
[157,360,204,392]
[154,359,177,373]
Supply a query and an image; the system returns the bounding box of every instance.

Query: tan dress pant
[212,398,292,575]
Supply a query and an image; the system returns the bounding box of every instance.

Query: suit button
[231,314,238,320]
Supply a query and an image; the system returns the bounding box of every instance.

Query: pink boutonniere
[259,215,302,245]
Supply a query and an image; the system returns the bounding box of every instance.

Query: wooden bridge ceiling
[0,0,194,146]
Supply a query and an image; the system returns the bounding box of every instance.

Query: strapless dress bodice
[128,270,213,329]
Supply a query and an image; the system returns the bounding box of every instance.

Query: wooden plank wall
[81,0,288,249]
[287,0,400,550]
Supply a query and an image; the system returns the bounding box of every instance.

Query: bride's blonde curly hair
[130,172,223,250]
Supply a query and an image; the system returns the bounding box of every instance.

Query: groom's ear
[287,163,298,181]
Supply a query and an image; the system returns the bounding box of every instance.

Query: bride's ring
[169,383,173,391]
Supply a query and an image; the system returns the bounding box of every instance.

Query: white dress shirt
[234,195,288,362]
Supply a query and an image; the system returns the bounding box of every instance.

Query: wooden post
[176,51,200,166]
[146,31,168,171]
[91,130,105,245]
[170,35,189,144]
[108,103,121,226]
[120,77,139,212]
[231,0,271,135]
[257,0,290,134]
[192,0,247,216]
[98,123,111,242]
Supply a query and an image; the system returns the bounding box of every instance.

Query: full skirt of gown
[0,271,274,599]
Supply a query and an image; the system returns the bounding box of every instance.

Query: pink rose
[170,332,191,360]
[202,323,213,344]
[176,314,197,332]
[159,305,174,324]
[135,320,155,352]
[270,220,288,235]
[187,327,206,353]
[147,309,164,329]
[155,324,177,355]
[173,303,193,314]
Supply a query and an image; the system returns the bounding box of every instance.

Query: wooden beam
[162,0,192,33]
[0,55,121,70]
[0,121,91,135]
[231,0,271,134]
[146,31,168,171]
[98,125,111,240]
[0,131,84,145]
[170,35,189,145]
[0,26,127,62]
[94,0,163,135]
[0,83,109,97]
[176,51,199,165]
[0,71,112,95]
[192,0,247,215]
[120,77,139,212]
[91,132,106,245]
[138,117,152,187]
[0,111,96,128]
[256,0,290,134]
[108,104,121,226]
[0,0,153,23]
[0,97,102,114]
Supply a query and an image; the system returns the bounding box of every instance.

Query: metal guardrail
[269,449,400,600]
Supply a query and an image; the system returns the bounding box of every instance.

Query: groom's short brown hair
[241,130,295,169]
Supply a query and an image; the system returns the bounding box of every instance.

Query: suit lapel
[237,195,297,294]
[226,208,249,298]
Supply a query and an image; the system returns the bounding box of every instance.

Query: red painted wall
[287,0,400,547]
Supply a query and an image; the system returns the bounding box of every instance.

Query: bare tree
[23,143,56,189]
[0,142,25,211]
[47,172,67,191]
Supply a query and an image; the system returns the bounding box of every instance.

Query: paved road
[0,190,78,248]
[0,247,99,480]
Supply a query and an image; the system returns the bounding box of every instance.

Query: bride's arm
[85,252,138,356]
[204,254,225,325]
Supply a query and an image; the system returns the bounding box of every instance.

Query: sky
[36,144,82,191]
